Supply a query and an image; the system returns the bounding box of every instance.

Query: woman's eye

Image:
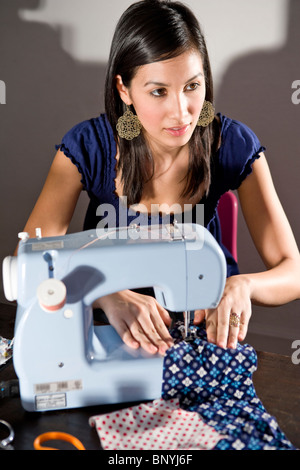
[151,88,167,97]
[150,83,200,97]
[186,82,200,91]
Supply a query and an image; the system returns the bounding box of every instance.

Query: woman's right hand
[94,290,174,355]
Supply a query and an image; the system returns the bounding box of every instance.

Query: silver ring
[0,420,14,449]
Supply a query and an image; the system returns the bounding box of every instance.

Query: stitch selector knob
[37,279,67,312]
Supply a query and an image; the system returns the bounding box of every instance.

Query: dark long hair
[105,0,218,206]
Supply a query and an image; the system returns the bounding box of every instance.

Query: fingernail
[161,344,170,354]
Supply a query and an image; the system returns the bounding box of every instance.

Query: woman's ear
[115,75,131,105]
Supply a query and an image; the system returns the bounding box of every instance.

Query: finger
[227,312,241,349]
[107,307,158,353]
[105,295,173,354]
[150,312,174,349]
[155,302,172,327]
[137,309,173,354]
[194,309,206,324]
[111,318,141,350]
[237,312,248,342]
[114,301,171,356]
[205,310,218,344]
[216,310,230,349]
[130,323,160,355]
[141,299,174,349]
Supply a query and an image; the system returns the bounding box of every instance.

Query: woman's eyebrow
[143,72,204,88]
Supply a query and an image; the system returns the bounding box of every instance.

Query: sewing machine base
[17,325,164,412]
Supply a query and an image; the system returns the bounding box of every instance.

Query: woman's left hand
[194,275,252,349]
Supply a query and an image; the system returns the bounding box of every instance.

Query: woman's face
[116,49,206,154]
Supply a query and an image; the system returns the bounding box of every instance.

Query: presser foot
[169,311,196,343]
[183,310,195,342]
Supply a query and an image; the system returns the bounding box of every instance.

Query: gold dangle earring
[197,100,215,127]
[116,105,142,140]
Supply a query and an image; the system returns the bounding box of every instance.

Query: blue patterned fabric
[162,323,296,450]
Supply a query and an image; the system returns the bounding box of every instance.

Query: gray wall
[0,0,299,355]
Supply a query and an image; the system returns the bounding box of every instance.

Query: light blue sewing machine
[2,223,226,412]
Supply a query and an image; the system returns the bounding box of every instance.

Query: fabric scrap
[89,397,224,450]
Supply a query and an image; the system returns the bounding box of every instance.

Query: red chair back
[217,192,238,262]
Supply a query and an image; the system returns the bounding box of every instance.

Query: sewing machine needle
[184,311,190,339]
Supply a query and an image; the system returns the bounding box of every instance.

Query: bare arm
[238,153,300,305]
[15,150,83,252]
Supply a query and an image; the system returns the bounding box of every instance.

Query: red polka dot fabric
[89,398,224,450]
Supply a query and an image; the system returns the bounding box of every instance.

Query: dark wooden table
[1,303,299,451]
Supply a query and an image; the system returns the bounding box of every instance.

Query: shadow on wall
[0,0,107,301]
[216,0,300,353]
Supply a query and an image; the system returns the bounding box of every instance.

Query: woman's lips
[165,124,190,137]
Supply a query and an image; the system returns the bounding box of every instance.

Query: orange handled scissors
[34,432,86,450]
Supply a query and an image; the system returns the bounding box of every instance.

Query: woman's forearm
[244,257,300,307]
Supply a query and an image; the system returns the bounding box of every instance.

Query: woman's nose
[169,93,189,122]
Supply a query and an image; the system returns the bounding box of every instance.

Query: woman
[20,0,300,355]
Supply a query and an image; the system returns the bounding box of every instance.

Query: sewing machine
[2,223,226,412]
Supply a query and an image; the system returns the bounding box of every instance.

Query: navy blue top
[56,113,265,277]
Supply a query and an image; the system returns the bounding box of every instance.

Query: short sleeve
[219,116,266,191]
[55,117,106,195]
